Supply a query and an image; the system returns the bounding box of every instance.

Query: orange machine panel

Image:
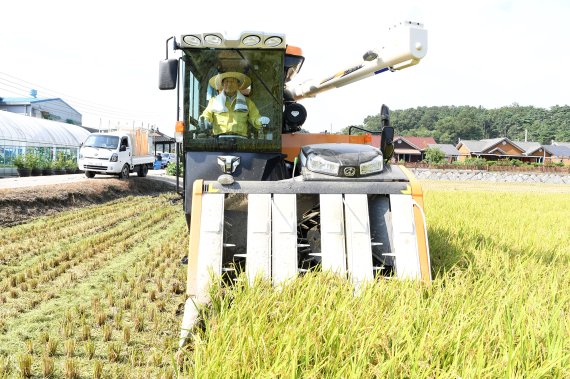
[282,133,374,162]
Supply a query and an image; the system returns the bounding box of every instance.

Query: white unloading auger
[284,21,427,101]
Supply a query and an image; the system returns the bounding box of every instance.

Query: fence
[403,162,570,174]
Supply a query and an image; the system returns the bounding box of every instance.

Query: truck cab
[78,130,154,179]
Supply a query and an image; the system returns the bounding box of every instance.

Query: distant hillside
[343,104,570,145]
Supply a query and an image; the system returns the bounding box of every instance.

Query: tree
[424,147,446,164]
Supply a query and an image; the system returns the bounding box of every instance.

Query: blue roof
[544,145,570,157]
[0,97,61,104]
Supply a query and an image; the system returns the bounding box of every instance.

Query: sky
[1,0,568,136]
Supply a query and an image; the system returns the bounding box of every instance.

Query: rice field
[0,182,569,378]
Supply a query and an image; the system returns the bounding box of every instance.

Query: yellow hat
[208,72,251,91]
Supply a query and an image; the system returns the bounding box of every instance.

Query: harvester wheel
[137,164,148,177]
[119,164,130,179]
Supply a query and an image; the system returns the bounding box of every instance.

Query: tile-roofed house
[543,145,570,164]
[393,136,437,162]
[456,137,544,163]
[427,143,461,162]
[0,96,82,125]
[150,128,176,153]
[552,141,570,149]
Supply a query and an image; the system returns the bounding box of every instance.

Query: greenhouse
[0,110,90,177]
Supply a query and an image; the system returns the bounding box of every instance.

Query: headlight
[79,153,83,159]
[359,155,384,175]
[307,154,340,176]
[110,153,118,162]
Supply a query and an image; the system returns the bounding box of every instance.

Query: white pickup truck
[78,129,154,179]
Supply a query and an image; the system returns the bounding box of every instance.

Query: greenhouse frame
[0,111,90,177]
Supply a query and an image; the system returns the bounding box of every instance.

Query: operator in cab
[200,72,270,137]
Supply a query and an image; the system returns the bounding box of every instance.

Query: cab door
[118,136,131,165]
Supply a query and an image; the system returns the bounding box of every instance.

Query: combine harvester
[158,21,432,346]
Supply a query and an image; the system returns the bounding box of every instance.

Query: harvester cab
[159,21,431,347]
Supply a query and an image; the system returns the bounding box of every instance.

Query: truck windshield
[182,48,284,153]
[83,135,119,149]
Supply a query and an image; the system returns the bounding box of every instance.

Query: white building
[0,96,82,125]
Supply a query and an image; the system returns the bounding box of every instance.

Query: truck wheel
[137,164,148,177]
[85,171,96,178]
[119,164,130,179]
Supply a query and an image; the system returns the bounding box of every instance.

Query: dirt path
[0,176,178,227]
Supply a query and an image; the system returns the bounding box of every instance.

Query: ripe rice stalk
[122,298,132,310]
[114,309,123,328]
[152,315,160,331]
[148,307,156,322]
[156,299,166,312]
[46,338,59,357]
[39,331,50,344]
[74,304,86,318]
[0,356,11,377]
[92,360,102,379]
[96,311,106,327]
[24,339,33,354]
[64,339,75,358]
[107,343,121,363]
[106,290,114,307]
[91,297,101,314]
[61,321,73,339]
[42,354,54,378]
[17,353,31,378]
[64,358,79,379]
[64,309,73,324]
[133,313,144,332]
[84,340,95,360]
[150,351,162,366]
[81,325,91,341]
[103,325,112,342]
[171,282,183,295]
[129,348,143,367]
[123,327,131,345]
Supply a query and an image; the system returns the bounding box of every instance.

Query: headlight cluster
[306,153,383,177]
[306,154,340,176]
[110,153,118,162]
[359,156,384,175]
[181,33,285,48]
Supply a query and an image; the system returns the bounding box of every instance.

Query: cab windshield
[83,135,119,149]
[181,48,284,153]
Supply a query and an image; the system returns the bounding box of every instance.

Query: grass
[0,181,569,377]
[184,182,570,378]
[0,194,187,378]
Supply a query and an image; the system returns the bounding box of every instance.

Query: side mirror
[159,59,179,90]
[119,145,127,152]
[380,105,394,162]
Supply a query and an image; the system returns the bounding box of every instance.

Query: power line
[0,77,157,120]
[0,72,165,125]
